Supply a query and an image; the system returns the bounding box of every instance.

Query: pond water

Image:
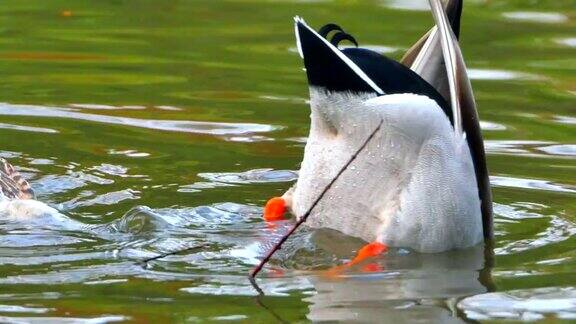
[0,0,575,322]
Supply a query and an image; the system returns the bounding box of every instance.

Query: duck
[0,158,121,233]
[0,158,62,220]
[262,0,493,261]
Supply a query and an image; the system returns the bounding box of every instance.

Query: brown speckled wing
[0,158,35,200]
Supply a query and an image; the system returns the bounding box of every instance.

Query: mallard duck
[0,158,60,219]
[263,0,492,261]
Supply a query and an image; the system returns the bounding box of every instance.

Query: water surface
[0,0,575,322]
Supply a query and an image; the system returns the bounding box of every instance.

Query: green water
[0,0,575,322]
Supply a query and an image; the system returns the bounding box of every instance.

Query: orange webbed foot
[348,241,388,266]
[325,242,388,277]
[263,197,286,221]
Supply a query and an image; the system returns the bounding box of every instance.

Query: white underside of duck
[0,197,60,220]
[286,88,483,253]
[0,194,91,232]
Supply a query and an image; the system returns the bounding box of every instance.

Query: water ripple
[0,315,128,323]
[491,175,576,194]
[495,215,576,255]
[480,121,507,131]
[555,115,576,125]
[0,122,58,134]
[67,189,140,208]
[179,169,297,193]
[0,103,277,136]
[556,38,576,48]
[181,276,312,297]
[502,12,569,24]
[0,233,87,248]
[0,305,52,314]
[459,287,576,321]
[537,144,576,157]
[494,202,546,221]
[34,172,113,196]
[485,140,555,156]
[69,103,146,110]
[198,169,298,184]
[486,141,576,158]
[468,68,541,81]
[107,149,150,158]
[382,0,429,11]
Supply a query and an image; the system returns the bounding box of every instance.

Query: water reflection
[303,245,492,322]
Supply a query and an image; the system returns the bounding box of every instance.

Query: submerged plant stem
[139,244,210,268]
